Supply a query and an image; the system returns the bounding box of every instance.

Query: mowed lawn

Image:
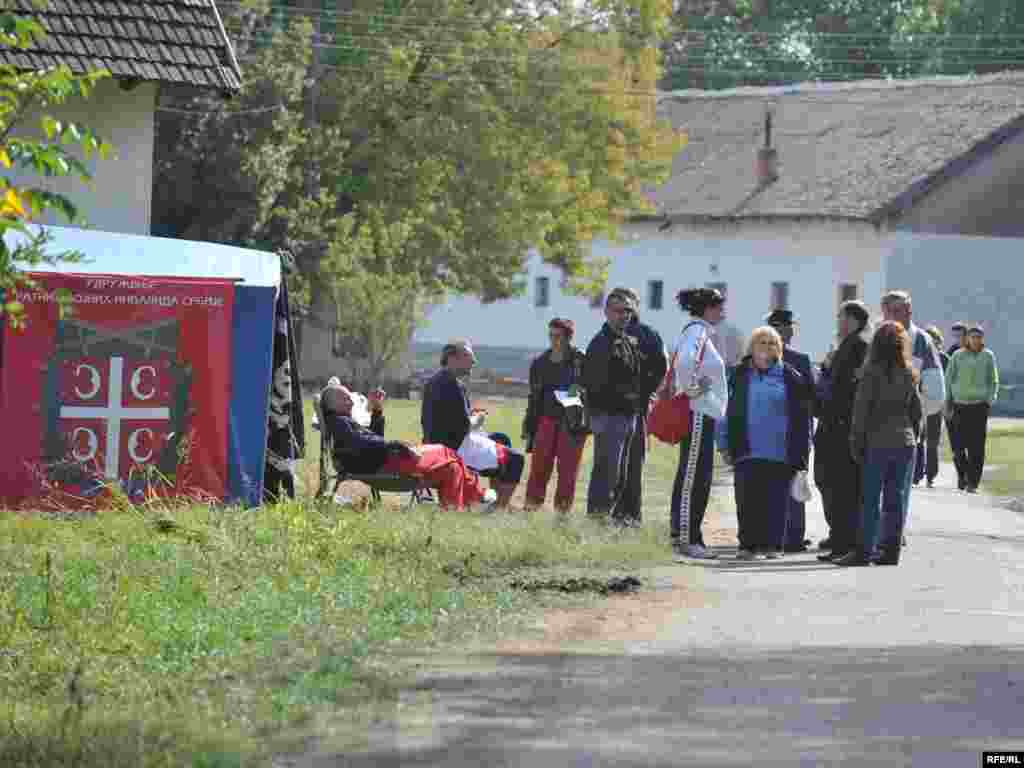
[1,397,695,768]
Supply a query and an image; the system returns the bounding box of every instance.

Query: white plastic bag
[791,470,812,503]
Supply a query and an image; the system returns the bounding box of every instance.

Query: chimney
[756,108,779,185]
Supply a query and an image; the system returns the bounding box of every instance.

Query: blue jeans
[860,445,915,556]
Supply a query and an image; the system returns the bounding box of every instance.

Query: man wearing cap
[948,322,967,358]
[946,324,1000,493]
[421,339,525,507]
[582,287,667,525]
[766,309,815,552]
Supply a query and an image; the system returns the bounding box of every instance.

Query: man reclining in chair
[421,339,525,507]
[320,379,496,509]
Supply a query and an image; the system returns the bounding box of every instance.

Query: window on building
[770,281,790,311]
[839,283,858,302]
[590,290,605,309]
[648,280,664,311]
[706,281,728,298]
[535,276,550,308]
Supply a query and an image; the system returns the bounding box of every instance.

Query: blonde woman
[716,327,813,560]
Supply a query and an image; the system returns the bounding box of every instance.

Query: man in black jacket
[815,300,871,561]
[421,340,524,506]
[582,287,667,525]
[767,309,816,552]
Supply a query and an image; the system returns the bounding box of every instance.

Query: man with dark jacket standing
[582,287,667,525]
[816,300,872,561]
[766,309,815,552]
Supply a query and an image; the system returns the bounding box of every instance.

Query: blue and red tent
[0,225,303,508]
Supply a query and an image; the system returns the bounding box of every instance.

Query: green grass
[942,419,1024,497]
[1,397,689,767]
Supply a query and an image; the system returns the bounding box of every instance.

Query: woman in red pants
[522,318,588,513]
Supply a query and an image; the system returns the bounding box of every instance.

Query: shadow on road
[303,645,1024,767]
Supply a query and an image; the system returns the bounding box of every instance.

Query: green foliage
[663,0,1024,89]
[0,12,113,327]
[153,0,685,369]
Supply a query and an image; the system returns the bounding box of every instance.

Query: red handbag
[647,332,708,445]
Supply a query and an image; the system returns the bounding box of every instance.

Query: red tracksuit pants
[380,445,487,509]
[525,416,587,511]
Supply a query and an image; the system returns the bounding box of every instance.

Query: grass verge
[0,496,667,766]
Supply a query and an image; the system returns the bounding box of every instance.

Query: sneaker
[966,486,979,494]
[926,480,935,488]
[735,548,758,561]
[763,550,783,560]
[684,543,719,560]
[480,489,499,507]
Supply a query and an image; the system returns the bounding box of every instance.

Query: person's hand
[368,387,386,411]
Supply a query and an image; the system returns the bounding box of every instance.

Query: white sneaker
[480,489,498,506]
[685,544,719,560]
[735,548,758,561]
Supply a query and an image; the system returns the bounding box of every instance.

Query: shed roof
[0,0,241,94]
[653,72,1024,221]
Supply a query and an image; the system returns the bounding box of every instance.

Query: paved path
[297,461,1024,767]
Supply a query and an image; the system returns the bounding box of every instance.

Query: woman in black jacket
[522,318,588,513]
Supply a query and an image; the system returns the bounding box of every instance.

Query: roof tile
[0,1,241,92]
[653,72,1024,220]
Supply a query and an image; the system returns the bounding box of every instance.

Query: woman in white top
[670,288,729,561]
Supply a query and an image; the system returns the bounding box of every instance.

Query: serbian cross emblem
[41,318,191,495]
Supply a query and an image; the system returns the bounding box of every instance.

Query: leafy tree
[153,0,686,376]
[661,0,1024,90]
[0,13,112,327]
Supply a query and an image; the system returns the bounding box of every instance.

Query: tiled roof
[652,71,1024,221]
[0,0,241,93]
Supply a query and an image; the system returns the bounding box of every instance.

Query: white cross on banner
[59,357,171,479]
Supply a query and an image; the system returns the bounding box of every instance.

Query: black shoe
[818,550,845,562]
[834,551,871,567]
[874,549,901,566]
[784,543,809,553]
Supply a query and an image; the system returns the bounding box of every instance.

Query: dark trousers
[670,413,715,546]
[946,412,966,488]
[813,425,831,531]
[587,411,646,522]
[913,413,942,484]
[819,424,862,554]
[734,459,794,552]
[954,402,991,489]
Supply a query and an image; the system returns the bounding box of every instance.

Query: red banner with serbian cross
[0,273,235,507]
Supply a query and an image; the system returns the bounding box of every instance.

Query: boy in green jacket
[947,325,1000,493]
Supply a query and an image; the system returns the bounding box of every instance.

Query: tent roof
[10,225,280,288]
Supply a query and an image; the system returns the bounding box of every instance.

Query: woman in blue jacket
[717,326,813,560]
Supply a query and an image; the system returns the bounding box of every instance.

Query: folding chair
[312,394,426,509]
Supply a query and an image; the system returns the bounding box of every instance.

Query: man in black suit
[767,309,815,553]
[421,339,524,507]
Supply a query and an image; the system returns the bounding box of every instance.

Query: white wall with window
[417,218,888,363]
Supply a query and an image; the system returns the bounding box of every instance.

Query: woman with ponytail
[670,287,729,561]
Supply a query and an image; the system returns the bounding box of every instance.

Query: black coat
[522,346,586,451]
[818,331,869,435]
[421,368,471,450]
[582,321,667,416]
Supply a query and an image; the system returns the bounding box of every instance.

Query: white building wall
[7,79,156,236]
[417,219,887,365]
